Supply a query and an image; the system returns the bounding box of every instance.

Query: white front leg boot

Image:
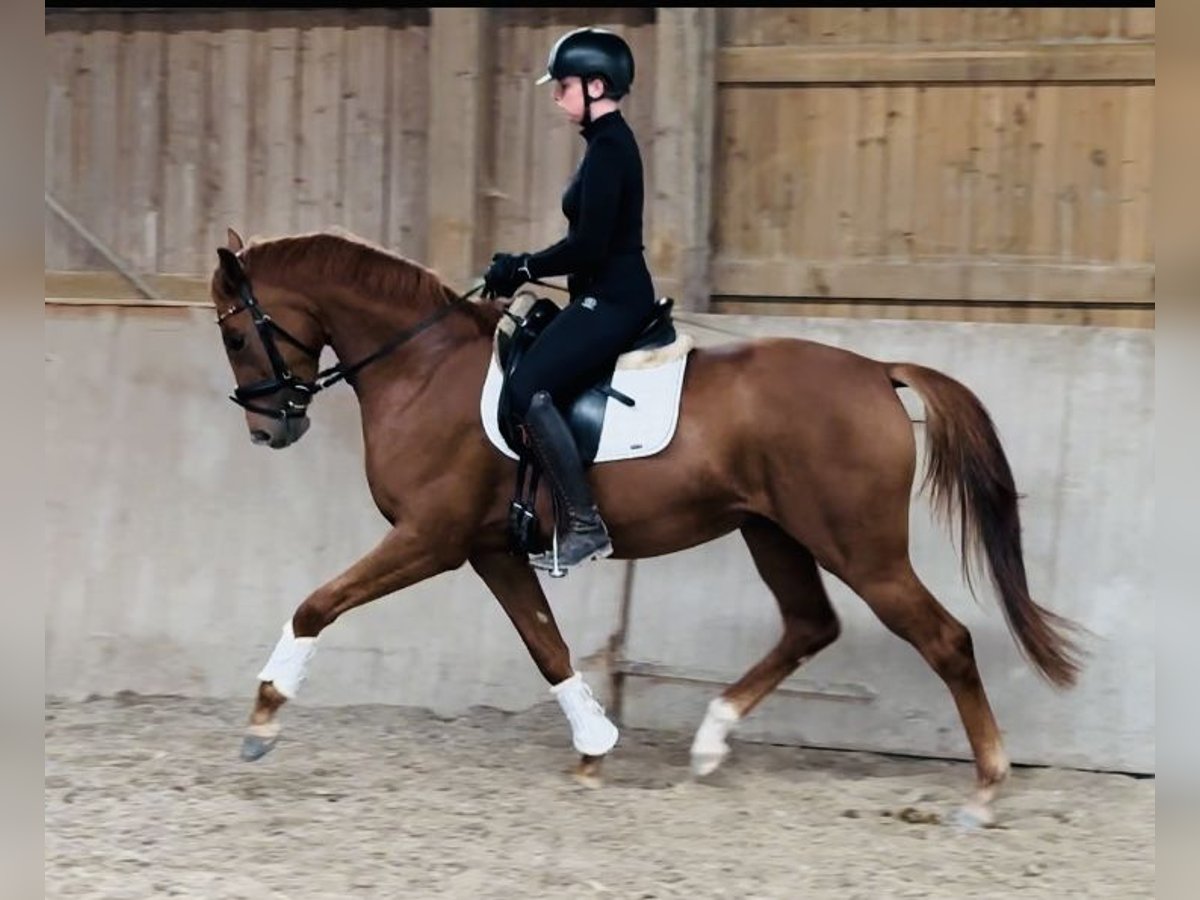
[690,696,740,776]
[550,672,619,756]
[257,620,319,699]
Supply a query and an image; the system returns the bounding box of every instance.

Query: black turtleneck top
[525,110,655,311]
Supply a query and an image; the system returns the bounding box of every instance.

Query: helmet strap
[581,76,593,126]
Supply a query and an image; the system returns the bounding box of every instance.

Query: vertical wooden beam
[650,8,716,312]
[426,8,492,288]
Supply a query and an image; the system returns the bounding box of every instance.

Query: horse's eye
[225,332,246,352]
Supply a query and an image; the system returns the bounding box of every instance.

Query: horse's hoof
[572,754,604,789]
[948,801,995,831]
[240,733,278,762]
[690,748,729,778]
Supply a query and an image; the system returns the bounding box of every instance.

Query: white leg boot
[690,697,740,776]
[550,672,619,756]
[257,620,319,699]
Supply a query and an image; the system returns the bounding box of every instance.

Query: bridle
[214,247,481,421]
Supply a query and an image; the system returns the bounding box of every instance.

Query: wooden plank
[811,9,860,45]
[68,21,96,267]
[1087,87,1123,264]
[710,257,1155,304]
[341,13,390,244]
[1006,85,1038,257]
[487,15,531,253]
[970,84,1003,257]
[1029,85,1061,261]
[1039,9,1068,42]
[208,11,251,261]
[1065,8,1117,41]
[717,43,1156,85]
[1060,85,1090,263]
[295,13,344,234]
[881,86,917,259]
[526,20,559,255]
[889,10,920,45]
[829,86,857,259]
[650,8,717,309]
[624,18,657,245]
[918,8,964,45]
[911,85,944,258]
[800,88,836,262]
[427,8,490,286]
[755,90,784,259]
[264,21,300,238]
[708,298,1154,329]
[387,17,430,260]
[86,17,121,259]
[161,16,207,274]
[940,86,975,259]
[1117,85,1153,264]
[716,8,748,47]
[45,18,81,269]
[779,87,809,264]
[45,270,212,303]
[1122,9,1156,40]
[121,14,165,272]
[859,8,891,45]
[712,89,741,257]
[855,86,887,258]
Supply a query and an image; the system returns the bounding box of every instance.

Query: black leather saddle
[496,295,678,466]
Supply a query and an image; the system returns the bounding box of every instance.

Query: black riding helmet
[535,27,634,124]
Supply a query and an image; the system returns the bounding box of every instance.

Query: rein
[215,245,485,421]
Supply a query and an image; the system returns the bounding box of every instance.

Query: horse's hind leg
[469,551,619,786]
[691,517,841,776]
[844,558,1010,826]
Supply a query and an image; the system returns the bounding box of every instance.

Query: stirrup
[528,525,613,576]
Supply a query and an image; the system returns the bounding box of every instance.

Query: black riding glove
[483,252,533,299]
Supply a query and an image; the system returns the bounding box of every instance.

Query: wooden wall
[711,8,1155,326]
[45,8,1154,326]
[45,9,431,275]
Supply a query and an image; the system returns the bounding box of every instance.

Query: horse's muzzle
[247,414,311,449]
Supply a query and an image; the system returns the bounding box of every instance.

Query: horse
[207,226,1082,827]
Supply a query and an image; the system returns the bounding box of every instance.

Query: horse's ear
[216,246,246,293]
[226,227,245,251]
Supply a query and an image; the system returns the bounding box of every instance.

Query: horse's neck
[318,282,489,411]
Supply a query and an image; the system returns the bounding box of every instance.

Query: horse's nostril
[250,429,272,445]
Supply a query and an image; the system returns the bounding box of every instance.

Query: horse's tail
[886,362,1084,688]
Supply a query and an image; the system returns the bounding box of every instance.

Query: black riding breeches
[507,296,652,420]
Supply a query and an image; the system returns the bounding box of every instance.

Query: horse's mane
[239,228,502,332]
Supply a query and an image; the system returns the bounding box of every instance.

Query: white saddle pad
[478,295,694,463]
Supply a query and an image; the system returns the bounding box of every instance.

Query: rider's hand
[482,252,532,299]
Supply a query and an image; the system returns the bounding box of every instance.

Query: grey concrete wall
[45,306,1153,772]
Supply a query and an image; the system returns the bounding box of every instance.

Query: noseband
[215,248,480,421]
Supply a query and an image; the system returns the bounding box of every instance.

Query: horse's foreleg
[241,526,452,761]
[691,518,842,776]
[469,551,618,785]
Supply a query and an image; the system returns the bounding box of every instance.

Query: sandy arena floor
[45,694,1153,899]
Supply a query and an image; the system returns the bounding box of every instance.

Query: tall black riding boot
[521,391,613,572]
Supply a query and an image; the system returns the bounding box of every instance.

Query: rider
[483,27,656,573]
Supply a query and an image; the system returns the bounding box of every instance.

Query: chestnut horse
[208,227,1081,826]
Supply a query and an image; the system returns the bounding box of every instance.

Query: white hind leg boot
[550,672,619,756]
[690,696,740,776]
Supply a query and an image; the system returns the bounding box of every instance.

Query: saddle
[495,293,679,555]
[496,294,679,464]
